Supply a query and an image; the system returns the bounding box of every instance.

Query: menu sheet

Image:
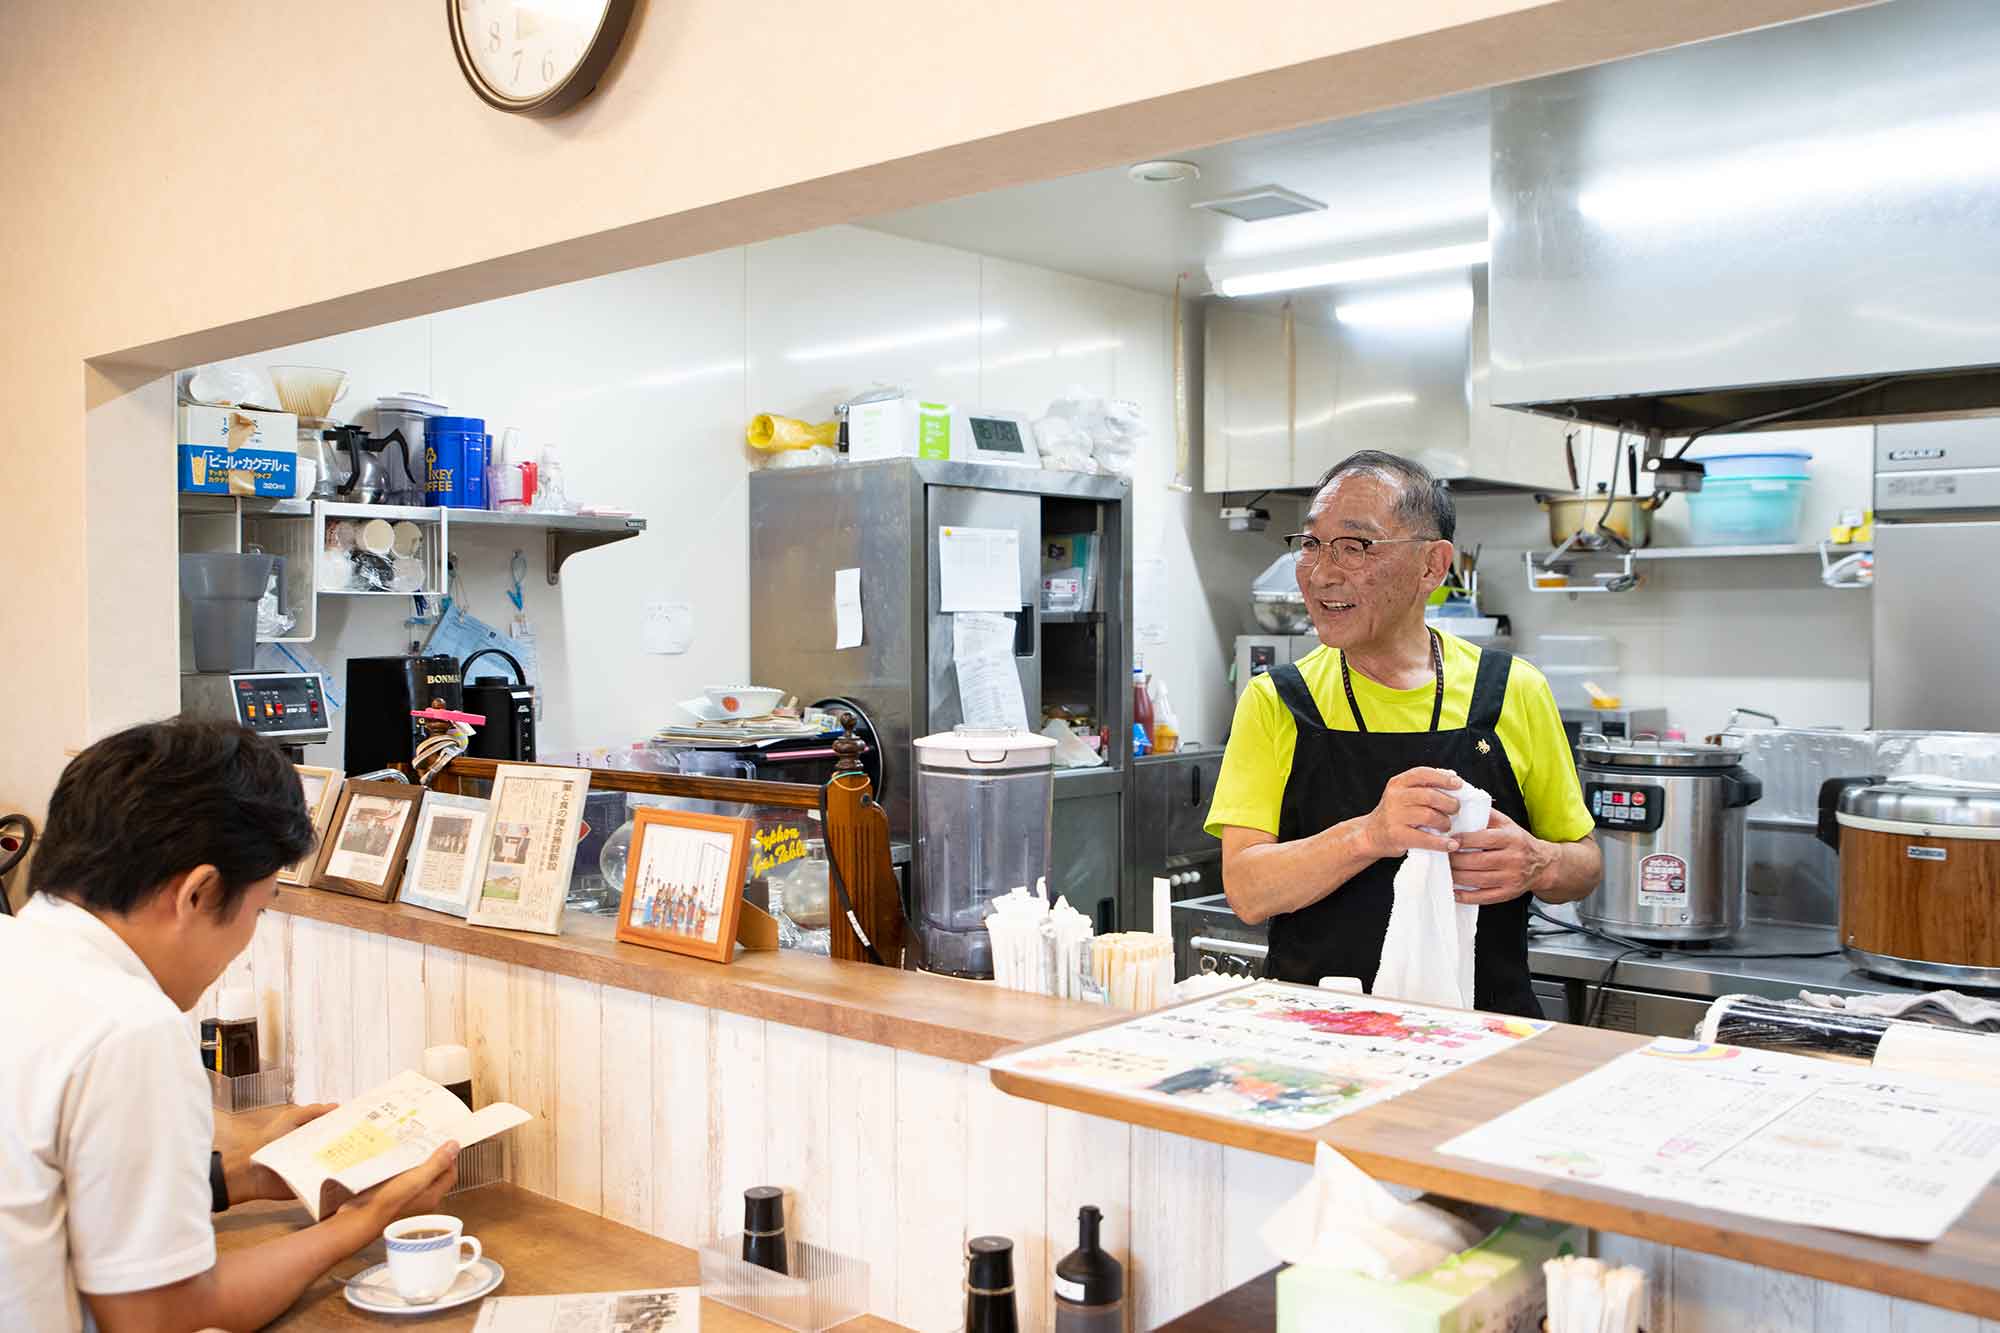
[985,982,1549,1131]
[1439,1037,2000,1241]
[473,1288,696,1331]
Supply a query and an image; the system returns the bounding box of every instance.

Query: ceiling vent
[1191,184,1327,222]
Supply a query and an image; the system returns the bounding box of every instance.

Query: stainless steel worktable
[1527,919,1927,1002]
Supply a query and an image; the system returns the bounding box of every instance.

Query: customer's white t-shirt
[0,895,217,1332]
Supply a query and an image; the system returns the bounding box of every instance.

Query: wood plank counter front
[990,1019,2000,1322]
[270,885,1094,1063]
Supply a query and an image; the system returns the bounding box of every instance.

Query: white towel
[1372,783,1492,1010]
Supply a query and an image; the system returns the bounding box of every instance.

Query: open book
[251,1068,530,1219]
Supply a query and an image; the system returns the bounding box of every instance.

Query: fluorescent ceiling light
[1333,286,1474,328]
[786,319,1004,364]
[1210,242,1488,298]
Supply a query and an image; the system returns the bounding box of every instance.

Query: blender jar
[913,727,1057,978]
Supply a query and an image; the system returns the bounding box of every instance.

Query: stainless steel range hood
[1489,0,2000,436]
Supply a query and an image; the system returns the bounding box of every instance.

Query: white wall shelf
[1632,542,1870,561]
[176,496,648,587]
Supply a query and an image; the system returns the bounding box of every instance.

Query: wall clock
[448,0,637,117]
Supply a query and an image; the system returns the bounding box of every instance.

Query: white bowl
[704,685,783,717]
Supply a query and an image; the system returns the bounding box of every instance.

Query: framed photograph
[282,765,345,886]
[311,780,424,902]
[399,792,493,918]
[615,807,754,964]
[465,763,592,936]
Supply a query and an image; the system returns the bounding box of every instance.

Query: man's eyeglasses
[1284,533,1440,571]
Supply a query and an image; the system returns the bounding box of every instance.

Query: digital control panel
[229,673,327,737]
[1585,782,1666,834]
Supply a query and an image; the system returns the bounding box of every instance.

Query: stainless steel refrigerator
[749,460,1134,928]
[1872,419,2000,731]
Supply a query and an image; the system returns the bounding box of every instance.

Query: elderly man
[1205,450,1600,1016]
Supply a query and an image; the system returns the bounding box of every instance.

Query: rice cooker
[1576,737,1763,941]
[1817,777,2000,988]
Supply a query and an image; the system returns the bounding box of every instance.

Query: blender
[913,727,1056,979]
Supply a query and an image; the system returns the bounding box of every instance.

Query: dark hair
[1312,450,1456,543]
[32,718,314,919]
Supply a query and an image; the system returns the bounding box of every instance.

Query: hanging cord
[1528,905,1840,1029]
[1169,273,1194,493]
[1645,375,1904,513]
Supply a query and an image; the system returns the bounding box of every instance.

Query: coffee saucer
[341,1257,504,1314]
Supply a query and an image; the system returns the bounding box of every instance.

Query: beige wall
[0,0,1860,819]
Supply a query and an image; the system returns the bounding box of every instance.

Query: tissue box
[178,404,298,496]
[846,397,953,462]
[1277,1214,1583,1333]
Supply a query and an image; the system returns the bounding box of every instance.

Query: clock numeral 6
[542,55,557,81]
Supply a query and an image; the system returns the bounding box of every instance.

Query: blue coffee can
[426,417,490,508]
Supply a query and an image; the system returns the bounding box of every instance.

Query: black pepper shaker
[965,1235,1019,1333]
[742,1186,788,1275]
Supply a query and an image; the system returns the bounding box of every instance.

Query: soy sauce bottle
[965,1235,1019,1333]
[1054,1206,1124,1332]
[742,1186,788,1275]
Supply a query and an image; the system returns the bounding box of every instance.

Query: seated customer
[0,719,459,1333]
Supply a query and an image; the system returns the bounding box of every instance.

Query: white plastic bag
[1373,783,1492,1010]
[1030,415,1096,473]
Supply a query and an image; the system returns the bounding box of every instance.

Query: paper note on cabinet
[939,526,1022,613]
[953,611,1029,730]
[834,567,863,649]
[1135,555,1169,646]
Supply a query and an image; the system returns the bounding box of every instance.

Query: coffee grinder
[345,654,462,775]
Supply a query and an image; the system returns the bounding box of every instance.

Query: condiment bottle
[423,1044,475,1108]
[1054,1205,1124,1333]
[742,1186,788,1275]
[212,987,260,1078]
[1131,665,1154,748]
[964,1235,1019,1333]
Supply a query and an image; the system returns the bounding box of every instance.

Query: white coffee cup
[383,1214,481,1303]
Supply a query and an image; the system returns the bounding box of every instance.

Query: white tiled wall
[1457,425,1875,738]
[191,226,1279,763]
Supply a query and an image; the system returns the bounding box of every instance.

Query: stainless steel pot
[1250,551,1312,633]
[1576,737,1763,941]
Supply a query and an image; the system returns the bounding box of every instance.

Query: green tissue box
[1276,1214,1583,1333]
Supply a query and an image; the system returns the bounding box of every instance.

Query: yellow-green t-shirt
[1204,631,1594,844]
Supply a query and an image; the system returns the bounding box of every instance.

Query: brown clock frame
[446,0,638,118]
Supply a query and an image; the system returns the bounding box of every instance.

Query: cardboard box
[846,397,954,463]
[1277,1214,1584,1333]
[178,404,298,497]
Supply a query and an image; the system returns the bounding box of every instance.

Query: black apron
[1264,646,1542,1018]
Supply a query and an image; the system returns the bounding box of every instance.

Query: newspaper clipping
[466,765,589,934]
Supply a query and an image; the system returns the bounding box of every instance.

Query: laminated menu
[250,1069,528,1219]
[985,981,1548,1131]
[1439,1037,2000,1241]
[473,1288,697,1331]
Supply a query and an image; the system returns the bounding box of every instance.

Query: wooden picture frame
[310,780,424,902]
[615,807,754,964]
[464,763,592,936]
[281,765,344,886]
[399,792,493,918]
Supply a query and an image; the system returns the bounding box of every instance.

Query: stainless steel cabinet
[1127,750,1225,930]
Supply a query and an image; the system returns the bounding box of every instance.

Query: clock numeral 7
[513,49,524,82]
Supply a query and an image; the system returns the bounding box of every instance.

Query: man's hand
[330,1143,461,1232]
[220,1103,337,1207]
[1360,767,1463,859]
[1448,809,1556,905]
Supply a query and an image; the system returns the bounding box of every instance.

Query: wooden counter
[272,884,1093,1065]
[212,1106,909,1331]
[991,1019,2000,1322]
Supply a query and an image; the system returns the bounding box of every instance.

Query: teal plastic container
[1685,476,1810,546]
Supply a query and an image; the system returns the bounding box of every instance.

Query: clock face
[452,0,621,111]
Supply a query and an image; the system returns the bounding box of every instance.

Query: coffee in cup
[383,1214,482,1303]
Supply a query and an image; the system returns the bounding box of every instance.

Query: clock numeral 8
[487,19,501,53]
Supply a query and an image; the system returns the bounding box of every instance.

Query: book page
[251,1069,528,1219]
